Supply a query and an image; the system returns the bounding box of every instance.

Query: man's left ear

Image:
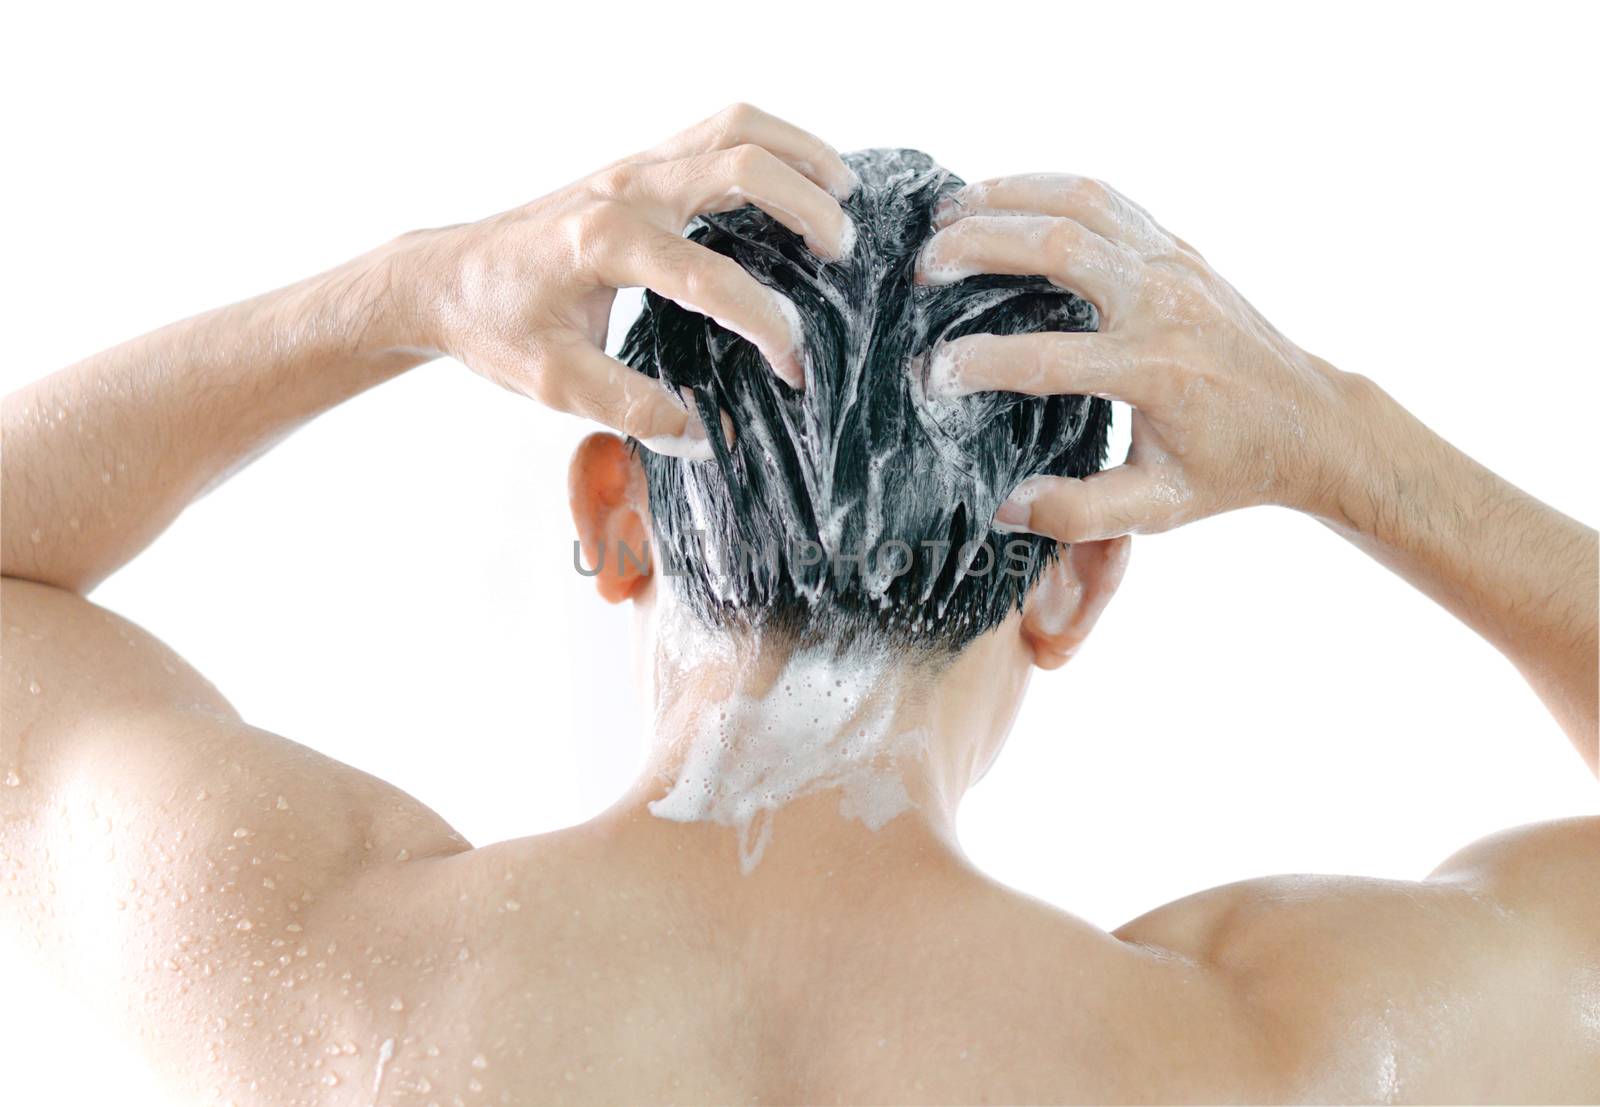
[569,432,652,604]
[1019,537,1132,670]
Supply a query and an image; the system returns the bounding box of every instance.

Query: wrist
[1289,363,1408,531]
[368,226,456,358]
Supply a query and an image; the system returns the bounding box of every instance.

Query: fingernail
[639,415,713,463]
[834,212,857,260]
[931,195,963,227]
[993,500,1031,533]
[829,161,861,201]
[636,389,713,462]
[915,248,969,287]
[774,353,806,390]
[926,342,966,398]
[994,478,1045,533]
[768,291,807,389]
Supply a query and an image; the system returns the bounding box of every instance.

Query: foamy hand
[392,104,857,459]
[916,174,1360,541]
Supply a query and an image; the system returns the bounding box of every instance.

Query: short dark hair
[622,148,1111,655]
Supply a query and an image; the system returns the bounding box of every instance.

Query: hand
[915,174,1361,541]
[396,104,856,459]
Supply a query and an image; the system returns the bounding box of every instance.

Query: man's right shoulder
[1111,816,1600,1101]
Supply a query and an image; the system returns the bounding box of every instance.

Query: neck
[605,585,1031,876]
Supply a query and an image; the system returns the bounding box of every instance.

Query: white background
[3,1,1596,1100]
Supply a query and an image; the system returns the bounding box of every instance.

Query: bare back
[5,580,1596,1105]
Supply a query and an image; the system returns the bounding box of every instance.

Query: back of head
[622,149,1110,656]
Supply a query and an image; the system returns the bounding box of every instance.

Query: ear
[569,432,652,604]
[1020,537,1131,671]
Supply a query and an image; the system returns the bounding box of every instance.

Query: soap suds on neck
[648,604,921,872]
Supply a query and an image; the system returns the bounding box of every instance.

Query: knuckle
[1146,354,1188,402]
[1046,217,1083,256]
[713,101,760,140]
[570,379,622,427]
[525,367,566,409]
[588,163,636,198]
[1069,175,1112,210]
[1046,488,1094,543]
[681,254,734,302]
[724,142,775,179]
[702,246,745,285]
[1143,260,1188,302]
[1072,336,1118,379]
[564,201,627,258]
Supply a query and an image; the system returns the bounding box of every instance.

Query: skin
[2,106,1596,1104]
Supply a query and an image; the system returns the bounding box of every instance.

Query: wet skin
[3,106,1597,1104]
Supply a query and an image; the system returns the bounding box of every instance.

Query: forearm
[1318,375,1598,768]
[2,241,431,593]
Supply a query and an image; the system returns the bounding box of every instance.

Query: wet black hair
[621,148,1111,655]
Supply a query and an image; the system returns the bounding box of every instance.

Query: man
[2,104,1595,1104]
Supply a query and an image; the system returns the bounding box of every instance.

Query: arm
[916,174,1597,769]
[1323,383,1596,763]
[0,104,851,973]
[4,103,856,594]
[918,177,1600,1099]
[1,253,425,593]
[922,175,1599,1092]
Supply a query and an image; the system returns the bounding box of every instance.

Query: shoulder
[1,577,469,980]
[1112,817,1600,1100]
[1429,815,1600,909]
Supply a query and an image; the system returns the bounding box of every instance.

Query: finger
[915,215,1140,324]
[598,231,806,389]
[933,174,1162,254]
[993,466,1190,543]
[628,144,853,260]
[928,332,1163,406]
[637,102,857,200]
[534,339,726,460]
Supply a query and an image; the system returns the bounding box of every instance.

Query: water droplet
[232,827,252,838]
[471,1053,488,1070]
[321,1073,339,1087]
[28,681,41,695]
[236,918,253,931]
[3,771,19,787]
[275,795,289,810]
[504,899,521,912]
[389,998,404,1012]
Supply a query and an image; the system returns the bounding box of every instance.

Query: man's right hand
[391,103,857,458]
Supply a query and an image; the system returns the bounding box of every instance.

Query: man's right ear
[568,432,652,604]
